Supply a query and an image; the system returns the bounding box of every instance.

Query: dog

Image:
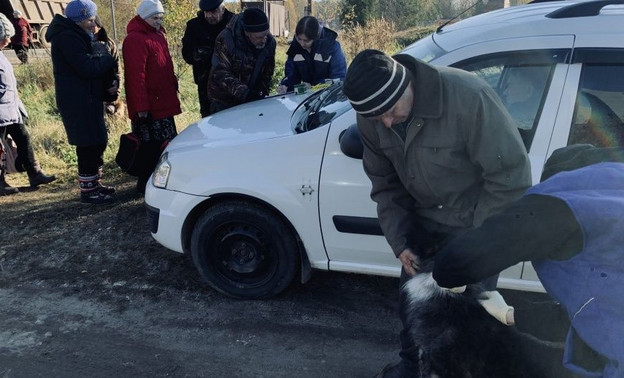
[401,260,567,378]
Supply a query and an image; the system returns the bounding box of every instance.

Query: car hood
[166,93,310,152]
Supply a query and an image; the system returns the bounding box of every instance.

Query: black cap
[199,0,223,11]
[242,8,268,32]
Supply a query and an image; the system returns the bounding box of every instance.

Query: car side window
[568,64,624,147]
[453,50,564,151]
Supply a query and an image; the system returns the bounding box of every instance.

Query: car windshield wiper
[303,88,333,131]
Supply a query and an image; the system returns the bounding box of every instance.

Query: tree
[341,0,375,26]
[315,0,344,29]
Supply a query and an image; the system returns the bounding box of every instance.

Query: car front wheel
[190,200,299,299]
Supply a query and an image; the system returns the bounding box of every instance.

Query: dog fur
[401,270,567,378]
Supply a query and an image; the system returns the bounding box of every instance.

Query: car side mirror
[339,124,363,159]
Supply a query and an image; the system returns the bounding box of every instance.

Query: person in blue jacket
[277,16,346,94]
[433,144,624,378]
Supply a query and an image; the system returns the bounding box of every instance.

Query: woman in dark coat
[92,16,120,113]
[45,0,117,204]
[277,16,346,94]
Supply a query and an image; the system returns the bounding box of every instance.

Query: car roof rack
[546,0,624,18]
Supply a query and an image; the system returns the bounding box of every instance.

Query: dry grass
[340,18,401,62]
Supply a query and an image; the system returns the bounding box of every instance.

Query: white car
[146,0,624,298]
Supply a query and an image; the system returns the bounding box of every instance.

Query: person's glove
[478,290,515,326]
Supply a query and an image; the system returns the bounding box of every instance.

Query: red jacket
[11,17,33,47]
[122,16,181,121]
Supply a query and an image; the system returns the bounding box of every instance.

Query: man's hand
[398,248,420,276]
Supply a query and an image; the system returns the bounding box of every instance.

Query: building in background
[240,0,288,37]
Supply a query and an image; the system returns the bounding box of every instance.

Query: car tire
[190,200,299,299]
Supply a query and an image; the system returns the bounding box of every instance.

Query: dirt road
[0,176,569,377]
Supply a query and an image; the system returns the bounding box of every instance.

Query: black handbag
[115,133,166,177]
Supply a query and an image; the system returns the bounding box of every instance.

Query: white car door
[318,103,400,276]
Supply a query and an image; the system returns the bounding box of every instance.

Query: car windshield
[292,82,351,134]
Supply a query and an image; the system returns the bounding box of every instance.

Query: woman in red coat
[10,10,32,64]
[122,0,181,194]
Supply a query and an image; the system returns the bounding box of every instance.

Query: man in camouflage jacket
[207,8,275,113]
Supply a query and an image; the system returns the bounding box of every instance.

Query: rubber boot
[0,168,19,195]
[79,173,114,204]
[27,162,56,187]
[97,166,115,195]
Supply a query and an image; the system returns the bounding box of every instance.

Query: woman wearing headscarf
[122,0,181,194]
[10,10,33,64]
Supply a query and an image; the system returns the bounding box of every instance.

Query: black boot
[1,169,18,195]
[27,162,56,187]
[28,171,56,187]
[79,173,114,204]
[136,175,148,195]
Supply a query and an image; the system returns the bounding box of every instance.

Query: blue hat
[65,0,97,22]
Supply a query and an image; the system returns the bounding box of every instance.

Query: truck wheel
[38,25,49,48]
[190,200,299,299]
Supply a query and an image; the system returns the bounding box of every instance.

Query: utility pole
[109,0,118,40]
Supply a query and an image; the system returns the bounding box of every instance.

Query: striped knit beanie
[343,49,409,118]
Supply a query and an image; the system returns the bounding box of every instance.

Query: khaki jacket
[358,55,531,256]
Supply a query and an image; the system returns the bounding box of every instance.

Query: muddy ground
[0,173,571,377]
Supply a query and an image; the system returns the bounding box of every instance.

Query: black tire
[37,25,49,48]
[190,200,299,299]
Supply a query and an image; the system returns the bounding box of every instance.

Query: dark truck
[0,0,70,47]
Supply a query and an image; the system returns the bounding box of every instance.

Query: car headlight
[152,152,171,189]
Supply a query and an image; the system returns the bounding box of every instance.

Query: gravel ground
[0,174,572,377]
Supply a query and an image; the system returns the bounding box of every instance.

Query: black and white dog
[401,264,566,378]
